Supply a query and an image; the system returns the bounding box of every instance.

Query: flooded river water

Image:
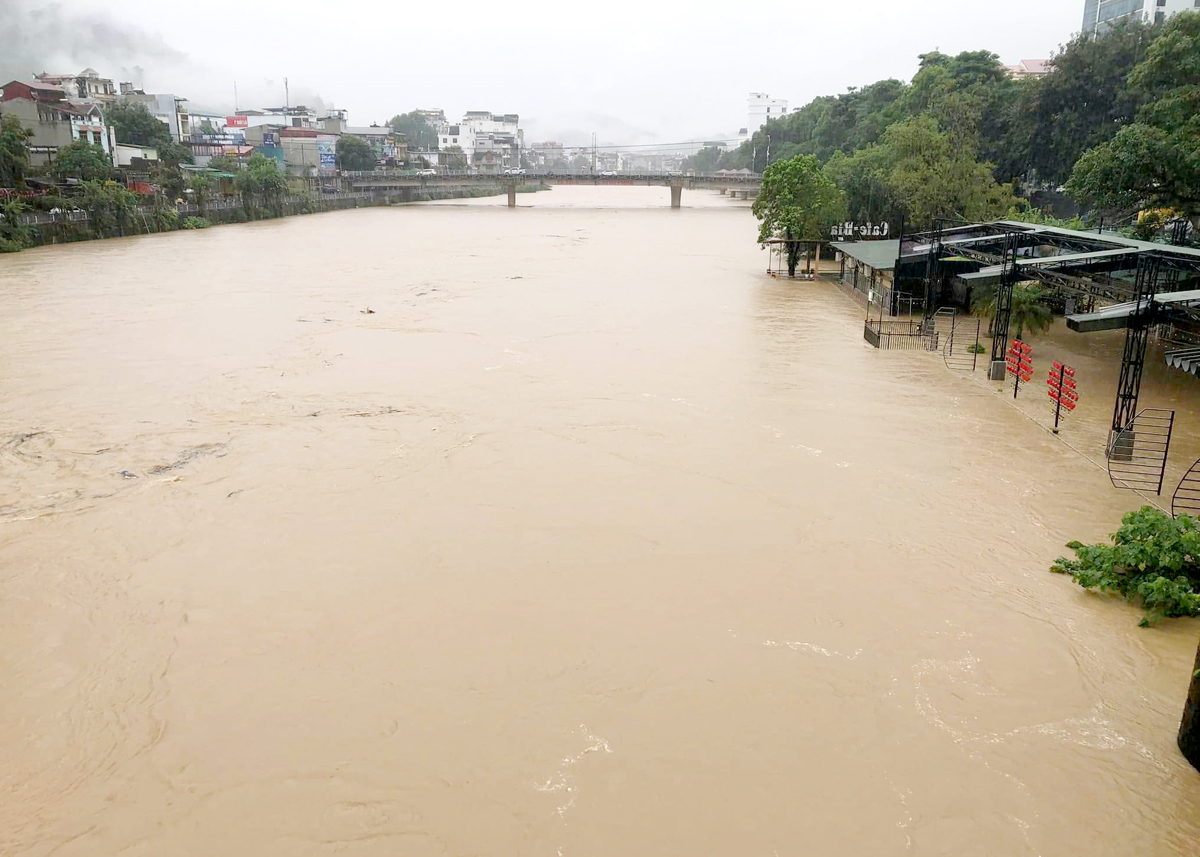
[1,186,1198,855]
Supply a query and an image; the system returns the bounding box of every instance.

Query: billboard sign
[317,138,337,172]
[225,115,249,128]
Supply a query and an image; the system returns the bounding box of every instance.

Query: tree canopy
[709,19,1196,226]
[107,101,172,147]
[1,113,32,188]
[388,111,438,150]
[105,101,193,166]
[1067,11,1200,221]
[752,154,846,243]
[53,141,115,181]
[233,152,287,215]
[823,116,1020,228]
[681,145,726,174]
[336,135,375,171]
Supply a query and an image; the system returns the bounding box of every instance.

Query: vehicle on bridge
[503,168,526,176]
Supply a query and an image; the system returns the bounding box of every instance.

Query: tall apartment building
[1082,0,1198,34]
[747,93,787,136]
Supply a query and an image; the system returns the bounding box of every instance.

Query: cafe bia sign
[829,222,890,240]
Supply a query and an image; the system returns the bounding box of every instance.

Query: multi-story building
[1082,0,1196,33]
[344,125,406,164]
[34,68,117,106]
[747,92,787,135]
[528,141,566,170]
[0,88,116,167]
[437,111,523,173]
[118,84,191,141]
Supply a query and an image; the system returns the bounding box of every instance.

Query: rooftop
[832,239,900,272]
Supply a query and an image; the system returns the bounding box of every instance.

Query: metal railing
[864,319,940,351]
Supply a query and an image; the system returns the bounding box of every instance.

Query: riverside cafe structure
[842,219,1200,460]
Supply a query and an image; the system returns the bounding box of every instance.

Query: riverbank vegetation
[705,13,1200,230]
[752,155,845,276]
[1052,507,1200,626]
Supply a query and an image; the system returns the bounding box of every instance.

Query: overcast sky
[2,0,1082,148]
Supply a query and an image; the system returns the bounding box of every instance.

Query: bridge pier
[670,185,682,209]
[507,185,517,208]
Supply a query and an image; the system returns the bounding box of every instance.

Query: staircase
[943,317,981,372]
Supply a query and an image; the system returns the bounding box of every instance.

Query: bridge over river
[343,171,762,207]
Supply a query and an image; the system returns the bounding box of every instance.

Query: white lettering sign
[829,222,890,240]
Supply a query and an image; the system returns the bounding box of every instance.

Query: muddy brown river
[2,186,1198,855]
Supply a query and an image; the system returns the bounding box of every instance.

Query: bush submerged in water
[1052,506,1200,626]
[182,216,212,229]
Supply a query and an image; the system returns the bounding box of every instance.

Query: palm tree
[971,282,1054,340]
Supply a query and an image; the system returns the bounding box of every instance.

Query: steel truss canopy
[899,219,1200,319]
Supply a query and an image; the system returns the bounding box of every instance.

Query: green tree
[387,111,438,150]
[1,113,32,188]
[442,145,468,170]
[682,145,726,174]
[875,116,1022,227]
[1052,506,1200,626]
[106,101,172,147]
[1067,12,1200,222]
[205,155,240,173]
[76,179,137,237]
[971,283,1054,339]
[106,101,193,170]
[0,197,34,251]
[1006,19,1158,186]
[336,135,376,171]
[233,152,287,217]
[189,173,213,216]
[53,141,115,181]
[752,154,846,276]
[823,146,902,227]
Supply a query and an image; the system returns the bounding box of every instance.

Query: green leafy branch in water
[1052,506,1200,626]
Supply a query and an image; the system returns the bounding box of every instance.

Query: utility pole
[284,77,290,117]
[591,132,596,174]
[233,80,238,112]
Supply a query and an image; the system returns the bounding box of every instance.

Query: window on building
[452,138,457,143]
[92,131,102,144]
[1157,0,1165,5]
[1156,9,1165,20]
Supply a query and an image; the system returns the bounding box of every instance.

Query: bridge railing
[343,170,761,182]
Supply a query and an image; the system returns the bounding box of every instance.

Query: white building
[437,111,523,173]
[1082,0,1195,34]
[747,92,787,136]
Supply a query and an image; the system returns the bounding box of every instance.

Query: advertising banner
[317,138,337,172]
[225,115,249,128]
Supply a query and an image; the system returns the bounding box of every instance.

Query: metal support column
[1110,256,1161,454]
[923,220,943,321]
[988,230,1017,381]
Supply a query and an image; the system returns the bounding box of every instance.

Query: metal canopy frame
[892,218,1200,470]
